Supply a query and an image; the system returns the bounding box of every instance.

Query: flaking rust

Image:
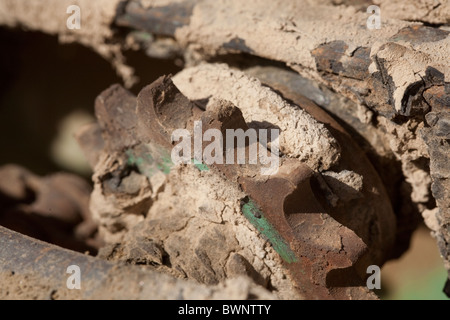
[1,0,449,299]
[79,74,396,299]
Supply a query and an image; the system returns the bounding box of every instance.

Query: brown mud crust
[0,0,448,299]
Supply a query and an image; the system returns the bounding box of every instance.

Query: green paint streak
[126,151,146,170]
[131,31,153,42]
[242,199,298,264]
[126,144,173,178]
[144,152,154,162]
[192,159,209,172]
[126,150,137,166]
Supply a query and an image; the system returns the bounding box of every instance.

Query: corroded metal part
[0,226,271,299]
[116,0,197,37]
[121,75,391,299]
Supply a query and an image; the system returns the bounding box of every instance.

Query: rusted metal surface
[0,0,448,298]
[389,25,449,44]
[196,78,394,297]
[311,41,371,81]
[423,83,450,112]
[0,225,272,299]
[114,2,449,120]
[244,65,418,259]
[116,0,197,37]
[309,26,450,120]
[83,75,393,299]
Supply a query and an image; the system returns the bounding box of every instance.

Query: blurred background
[0,27,447,300]
[0,27,181,177]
